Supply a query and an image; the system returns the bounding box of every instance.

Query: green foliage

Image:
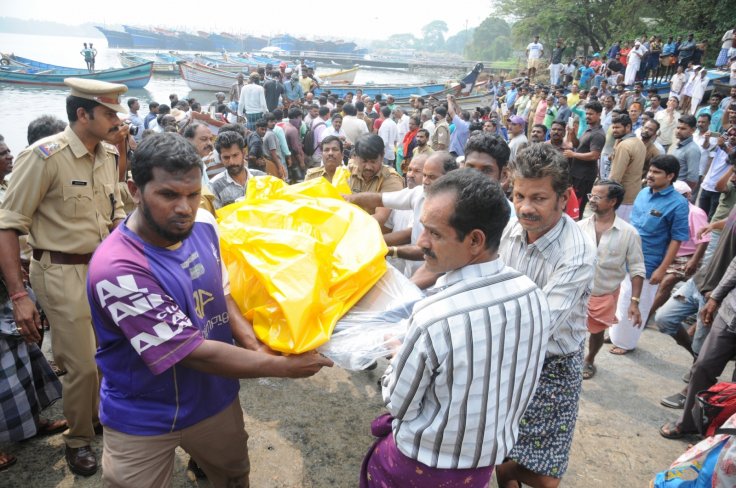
[422,20,449,51]
[372,33,419,50]
[466,16,513,60]
[445,28,475,55]
[495,0,736,62]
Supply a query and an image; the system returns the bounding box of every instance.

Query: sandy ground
[2,325,727,487]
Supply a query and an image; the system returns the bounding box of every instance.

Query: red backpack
[693,382,736,437]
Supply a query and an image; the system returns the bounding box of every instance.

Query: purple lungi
[360,414,494,488]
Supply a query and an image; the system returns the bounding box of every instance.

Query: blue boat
[0,56,154,89]
[94,27,133,48]
[123,25,170,49]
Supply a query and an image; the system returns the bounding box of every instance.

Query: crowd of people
[1,31,736,485]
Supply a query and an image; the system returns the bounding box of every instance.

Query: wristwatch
[630,296,641,303]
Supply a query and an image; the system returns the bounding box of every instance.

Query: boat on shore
[119,51,178,75]
[0,55,153,88]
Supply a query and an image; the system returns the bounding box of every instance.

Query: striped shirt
[383,259,551,469]
[499,215,596,357]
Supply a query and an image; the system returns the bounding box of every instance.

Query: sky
[4,0,494,44]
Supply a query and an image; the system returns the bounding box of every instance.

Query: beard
[141,199,194,244]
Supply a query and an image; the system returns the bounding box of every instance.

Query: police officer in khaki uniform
[304,135,345,184]
[348,134,404,194]
[0,78,127,476]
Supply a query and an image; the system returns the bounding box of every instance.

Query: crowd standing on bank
[1,30,736,485]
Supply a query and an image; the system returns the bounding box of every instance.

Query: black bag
[302,121,325,157]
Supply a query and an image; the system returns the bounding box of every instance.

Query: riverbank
[2,324,723,487]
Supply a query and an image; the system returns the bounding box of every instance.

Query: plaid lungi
[244,112,263,130]
[0,299,62,443]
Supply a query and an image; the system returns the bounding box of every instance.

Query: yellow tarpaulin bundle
[217,174,387,354]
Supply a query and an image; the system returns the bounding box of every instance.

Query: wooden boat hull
[0,60,154,88]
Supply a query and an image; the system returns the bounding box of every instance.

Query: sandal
[36,418,68,437]
[609,346,632,355]
[582,363,597,380]
[0,452,17,471]
[659,421,685,439]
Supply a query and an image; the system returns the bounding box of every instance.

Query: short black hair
[354,101,365,112]
[435,106,447,117]
[288,107,303,120]
[321,135,343,152]
[425,168,510,252]
[66,95,100,122]
[131,133,202,189]
[649,154,680,181]
[463,132,510,170]
[219,123,247,139]
[182,122,205,140]
[697,112,712,122]
[318,106,330,117]
[514,143,570,197]
[584,100,603,113]
[148,101,160,110]
[215,130,245,153]
[381,106,391,118]
[353,134,384,160]
[678,115,697,128]
[612,113,632,128]
[158,104,171,115]
[127,98,138,108]
[594,179,625,210]
[254,118,268,129]
[27,115,67,145]
[342,103,357,116]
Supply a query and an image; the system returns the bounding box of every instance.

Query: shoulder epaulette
[102,142,120,156]
[33,140,68,159]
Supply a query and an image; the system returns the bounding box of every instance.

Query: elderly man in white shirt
[577,180,646,380]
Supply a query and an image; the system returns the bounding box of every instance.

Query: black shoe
[65,445,98,476]
[94,423,103,436]
[661,392,686,409]
[188,458,207,479]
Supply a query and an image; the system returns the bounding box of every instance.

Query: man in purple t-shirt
[87,133,332,487]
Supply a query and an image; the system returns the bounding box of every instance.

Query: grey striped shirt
[383,259,551,469]
[499,214,596,357]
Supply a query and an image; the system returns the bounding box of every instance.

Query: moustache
[109,126,120,134]
[519,213,541,222]
[422,248,437,260]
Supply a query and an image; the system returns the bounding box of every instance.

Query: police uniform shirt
[348,163,404,193]
[0,126,125,254]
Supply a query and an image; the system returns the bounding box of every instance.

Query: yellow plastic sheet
[217,176,387,354]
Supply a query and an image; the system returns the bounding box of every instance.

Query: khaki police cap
[63,78,128,113]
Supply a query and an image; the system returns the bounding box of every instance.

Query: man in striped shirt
[496,144,596,488]
[360,169,551,487]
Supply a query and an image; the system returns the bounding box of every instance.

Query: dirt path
[4,325,721,487]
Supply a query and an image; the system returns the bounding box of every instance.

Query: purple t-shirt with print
[88,210,239,435]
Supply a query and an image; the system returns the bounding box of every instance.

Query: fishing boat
[320,66,359,84]
[0,57,154,88]
[119,51,178,75]
[315,63,484,98]
[178,62,246,91]
[94,26,133,48]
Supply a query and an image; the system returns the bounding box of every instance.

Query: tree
[497,0,645,54]
[466,16,512,60]
[372,33,418,50]
[445,28,475,55]
[421,20,449,51]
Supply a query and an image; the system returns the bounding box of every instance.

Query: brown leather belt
[32,249,93,265]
